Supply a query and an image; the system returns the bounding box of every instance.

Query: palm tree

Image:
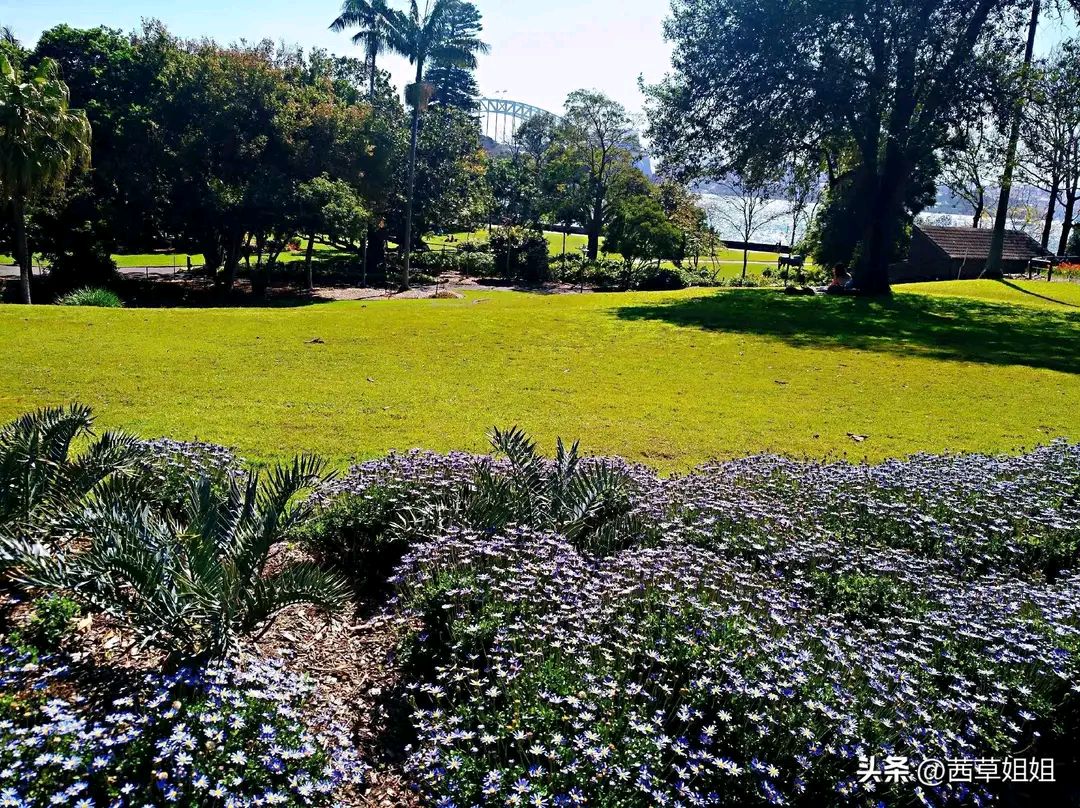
[0,55,91,304]
[389,0,488,288]
[329,0,397,102]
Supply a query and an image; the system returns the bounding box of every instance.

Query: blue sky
[1,0,1076,117]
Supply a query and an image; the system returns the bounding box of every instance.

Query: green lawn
[1,280,1077,470]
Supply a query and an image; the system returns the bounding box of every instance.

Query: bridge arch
[478,98,561,144]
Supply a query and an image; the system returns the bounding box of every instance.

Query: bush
[45,250,119,296]
[410,250,459,274]
[0,650,366,806]
[458,250,494,276]
[56,286,124,307]
[383,441,1080,807]
[295,485,411,590]
[489,227,550,283]
[26,456,350,661]
[633,264,691,290]
[457,239,491,255]
[25,595,82,651]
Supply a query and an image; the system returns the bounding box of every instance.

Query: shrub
[57,286,124,307]
[46,251,119,296]
[410,250,459,273]
[295,484,411,590]
[633,264,691,290]
[27,456,350,661]
[489,227,550,282]
[457,239,491,255]
[458,250,494,276]
[25,594,82,651]
[0,650,366,806]
[381,441,1080,807]
[133,437,242,512]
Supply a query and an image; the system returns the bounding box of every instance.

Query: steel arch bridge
[478,98,560,144]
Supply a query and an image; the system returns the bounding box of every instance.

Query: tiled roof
[918,226,1050,262]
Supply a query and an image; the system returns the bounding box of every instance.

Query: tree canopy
[646,0,1029,292]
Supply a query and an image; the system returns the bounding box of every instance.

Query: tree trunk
[361,227,373,287]
[972,195,984,228]
[12,196,31,304]
[987,0,1040,277]
[741,246,749,280]
[369,51,377,102]
[305,230,316,292]
[586,195,603,261]
[221,231,243,293]
[402,65,424,290]
[1056,189,1076,256]
[854,155,908,295]
[1040,176,1059,248]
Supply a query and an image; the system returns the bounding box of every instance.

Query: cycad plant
[0,404,142,573]
[28,456,351,662]
[390,427,648,555]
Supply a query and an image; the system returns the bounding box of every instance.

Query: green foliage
[295,485,409,589]
[810,570,930,620]
[646,0,1024,289]
[389,427,649,556]
[56,286,123,307]
[483,426,649,555]
[26,455,350,661]
[296,176,370,246]
[25,594,82,651]
[552,90,643,260]
[604,193,683,287]
[0,404,142,574]
[395,106,490,243]
[424,2,486,111]
[0,52,92,303]
[489,226,550,282]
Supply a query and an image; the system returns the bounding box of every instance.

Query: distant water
[699,194,1064,249]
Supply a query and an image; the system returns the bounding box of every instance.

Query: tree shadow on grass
[614,286,1080,375]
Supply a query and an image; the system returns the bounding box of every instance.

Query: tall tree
[424,1,485,111]
[940,117,1004,228]
[554,90,640,261]
[0,55,91,303]
[646,0,1027,293]
[985,0,1040,277]
[329,0,397,101]
[707,173,786,279]
[389,0,488,289]
[1019,45,1080,253]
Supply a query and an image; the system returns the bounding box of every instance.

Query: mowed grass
[1,281,1077,470]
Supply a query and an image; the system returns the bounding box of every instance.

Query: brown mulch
[250,604,422,808]
[3,575,422,806]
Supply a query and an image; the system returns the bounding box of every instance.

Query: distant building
[890,225,1050,283]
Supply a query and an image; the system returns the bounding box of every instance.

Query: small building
[890,225,1051,283]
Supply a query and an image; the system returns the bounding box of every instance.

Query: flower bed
[0,651,366,807]
[385,443,1080,807]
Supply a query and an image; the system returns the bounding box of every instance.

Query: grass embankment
[1,280,1076,470]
